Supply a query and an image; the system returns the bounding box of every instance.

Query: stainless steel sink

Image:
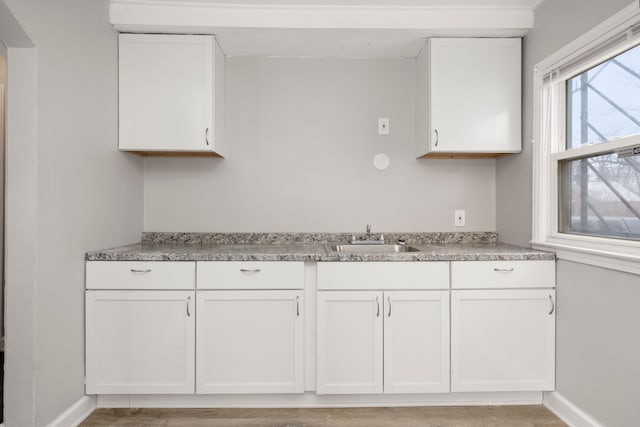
[330,244,420,254]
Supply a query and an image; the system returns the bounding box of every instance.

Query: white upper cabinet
[118,34,225,156]
[416,38,522,158]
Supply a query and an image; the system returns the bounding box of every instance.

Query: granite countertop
[86,232,555,262]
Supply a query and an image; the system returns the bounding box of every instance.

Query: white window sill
[531,239,640,276]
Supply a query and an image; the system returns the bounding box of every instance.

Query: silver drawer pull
[387,296,392,317]
[296,296,300,317]
[187,296,191,317]
[493,268,514,272]
[130,269,152,274]
[376,297,380,317]
[240,269,261,273]
[548,295,555,315]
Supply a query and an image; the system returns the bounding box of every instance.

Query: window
[561,44,640,241]
[533,4,640,272]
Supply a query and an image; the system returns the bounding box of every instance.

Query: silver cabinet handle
[296,296,300,317]
[493,268,514,272]
[205,128,210,146]
[387,296,392,317]
[376,296,380,317]
[130,269,152,273]
[186,296,191,317]
[240,269,261,273]
[434,129,439,147]
[548,295,555,315]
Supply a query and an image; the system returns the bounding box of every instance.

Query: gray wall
[495,1,640,426]
[4,46,37,427]
[144,57,497,232]
[2,0,144,425]
[556,260,640,426]
[0,49,5,348]
[496,0,632,247]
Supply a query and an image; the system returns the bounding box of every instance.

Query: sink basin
[330,244,421,254]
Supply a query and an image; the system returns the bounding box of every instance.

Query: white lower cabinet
[85,290,196,394]
[316,290,449,394]
[85,259,556,399]
[196,290,304,394]
[316,291,383,394]
[384,291,450,394]
[450,289,556,392]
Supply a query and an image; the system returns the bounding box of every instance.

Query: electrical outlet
[378,117,390,135]
[455,210,466,227]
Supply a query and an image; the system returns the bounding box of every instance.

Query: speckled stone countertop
[86,232,555,262]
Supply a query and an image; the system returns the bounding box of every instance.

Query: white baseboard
[97,391,543,409]
[46,395,96,427]
[543,391,605,427]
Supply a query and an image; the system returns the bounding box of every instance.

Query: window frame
[532,2,640,275]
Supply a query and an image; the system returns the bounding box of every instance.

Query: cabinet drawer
[451,260,555,289]
[317,262,449,290]
[86,261,195,290]
[197,262,304,289]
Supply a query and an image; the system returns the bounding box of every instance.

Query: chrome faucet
[350,224,385,244]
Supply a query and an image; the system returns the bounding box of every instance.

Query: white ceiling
[110,0,542,57]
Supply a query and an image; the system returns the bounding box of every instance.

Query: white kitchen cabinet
[195,261,305,394]
[451,260,555,289]
[196,289,304,394]
[316,290,449,394]
[118,33,225,155]
[415,38,521,158]
[197,261,304,290]
[85,290,195,394]
[316,291,383,394]
[384,291,449,393]
[450,289,555,392]
[316,262,449,290]
[85,261,195,290]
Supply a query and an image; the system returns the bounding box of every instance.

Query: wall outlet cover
[378,117,390,135]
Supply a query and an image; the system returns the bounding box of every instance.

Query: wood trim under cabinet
[125,151,223,158]
[418,152,516,159]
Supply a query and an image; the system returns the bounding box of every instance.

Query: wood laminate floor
[80,406,567,427]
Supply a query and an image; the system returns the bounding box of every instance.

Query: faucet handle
[366,224,371,234]
[379,234,385,242]
[350,234,356,243]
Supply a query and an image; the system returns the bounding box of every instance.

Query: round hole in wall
[373,153,390,171]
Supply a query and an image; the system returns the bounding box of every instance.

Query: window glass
[559,152,640,240]
[566,44,640,149]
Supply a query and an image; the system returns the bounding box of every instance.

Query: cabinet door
[383,291,450,393]
[196,290,304,394]
[427,38,521,155]
[316,291,383,394]
[451,289,555,392]
[85,290,195,394]
[119,34,216,153]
